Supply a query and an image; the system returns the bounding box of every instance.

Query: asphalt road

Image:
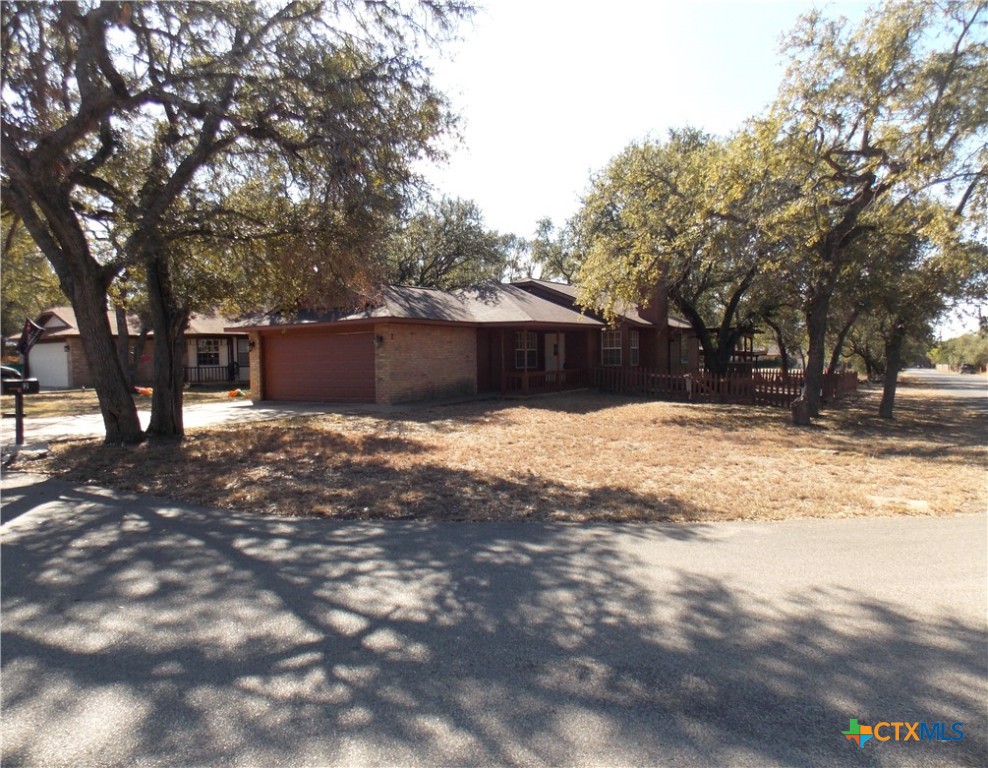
[2,469,985,767]
[901,367,987,411]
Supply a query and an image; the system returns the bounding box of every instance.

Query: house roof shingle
[510,278,692,329]
[246,282,608,330]
[36,306,249,339]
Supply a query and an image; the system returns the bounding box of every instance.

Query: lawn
[1,386,240,419]
[31,377,986,523]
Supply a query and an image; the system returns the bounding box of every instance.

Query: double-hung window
[630,330,640,367]
[197,338,221,366]
[601,329,622,367]
[515,330,538,369]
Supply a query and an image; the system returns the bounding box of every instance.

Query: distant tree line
[931,332,988,369]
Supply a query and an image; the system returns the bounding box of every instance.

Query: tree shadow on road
[2,477,985,766]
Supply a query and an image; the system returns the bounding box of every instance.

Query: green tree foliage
[529,217,582,284]
[831,195,986,413]
[576,128,786,375]
[932,331,988,367]
[1,213,65,339]
[385,197,511,289]
[846,314,933,376]
[763,0,987,419]
[2,0,471,441]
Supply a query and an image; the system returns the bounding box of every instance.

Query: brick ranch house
[240,279,701,404]
[28,306,250,390]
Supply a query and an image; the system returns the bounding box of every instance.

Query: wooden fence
[592,367,857,408]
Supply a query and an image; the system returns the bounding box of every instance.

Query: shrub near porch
[38,382,986,522]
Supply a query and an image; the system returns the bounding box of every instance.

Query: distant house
[28,306,250,390]
[240,280,699,404]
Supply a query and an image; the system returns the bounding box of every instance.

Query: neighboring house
[241,279,700,404]
[28,306,250,390]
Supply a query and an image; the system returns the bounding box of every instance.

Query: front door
[237,338,251,382]
[545,332,565,380]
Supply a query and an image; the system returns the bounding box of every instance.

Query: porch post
[500,330,507,395]
[555,331,561,392]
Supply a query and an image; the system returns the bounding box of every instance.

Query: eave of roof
[238,283,612,332]
[511,278,659,327]
[37,306,248,338]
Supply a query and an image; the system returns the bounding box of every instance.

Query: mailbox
[2,377,40,395]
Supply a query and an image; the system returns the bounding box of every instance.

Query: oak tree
[576,129,784,375]
[2,0,470,441]
[764,0,987,419]
[385,196,511,289]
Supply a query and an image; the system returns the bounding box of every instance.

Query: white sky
[422,0,869,237]
[420,0,984,337]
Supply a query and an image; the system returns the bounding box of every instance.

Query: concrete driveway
[0,399,366,448]
[2,472,985,767]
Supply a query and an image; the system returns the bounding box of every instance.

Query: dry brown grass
[32,377,986,523]
[1,386,239,419]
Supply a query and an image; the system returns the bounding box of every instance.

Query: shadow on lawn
[820,389,987,462]
[2,477,986,767]
[375,391,651,426]
[46,430,714,522]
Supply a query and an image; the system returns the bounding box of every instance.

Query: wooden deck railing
[184,365,249,385]
[592,367,857,408]
[502,368,589,395]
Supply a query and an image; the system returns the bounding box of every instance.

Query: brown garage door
[263,330,375,402]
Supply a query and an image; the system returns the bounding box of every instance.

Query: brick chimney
[637,280,671,373]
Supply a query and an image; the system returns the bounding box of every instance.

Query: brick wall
[69,338,157,387]
[248,332,263,399]
[68,338,90,387]
[375,323,476,404]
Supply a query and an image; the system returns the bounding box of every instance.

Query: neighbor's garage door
[29,342,70,389]
[263,330,375,402]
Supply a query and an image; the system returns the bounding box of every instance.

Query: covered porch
[476,324,664,396]
[477,327,597,396]
[183,335,250,386]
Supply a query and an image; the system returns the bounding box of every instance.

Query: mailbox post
[2,377,40,446]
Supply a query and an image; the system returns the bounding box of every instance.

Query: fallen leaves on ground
[33,381,986,523]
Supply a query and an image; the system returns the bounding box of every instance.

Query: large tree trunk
[5,184,144,444]
[73,282,145,443]
[145,254,188,439]
[879,323,906,419]
[670,293,732,376]
[804,293,830,418]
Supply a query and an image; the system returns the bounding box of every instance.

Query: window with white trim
[630,330,640,367]
[197,338,221,366]
[680,335,690,365]
[601,329,621,367]
[515,330,538,369]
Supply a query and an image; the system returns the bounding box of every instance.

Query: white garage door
[29,342,70,389]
